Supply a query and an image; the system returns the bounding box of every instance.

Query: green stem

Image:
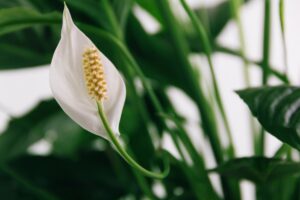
[262,0,271,85]
[179,0,235,157]
[161,113,219,199]
[116,34,216,198]
[132,170,157,200]
[101,0,123,40]
[229,0,258,153]
[279,0,288,74]
[215,45,289,84]
[81,23,218,198]
[87,3,159,194]
[274,144,290,158]
[155,0,223,164]
[260,0,272,156]
[127,147,158,200]
[169,155,210,200]
[107,131,156,199]
[97,102,169,179]
[126,51,219,198]
[169,130,202,200]
[154,1,237,199]
[122,56,209,196]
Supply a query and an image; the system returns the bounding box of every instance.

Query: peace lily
[50,4,168,179]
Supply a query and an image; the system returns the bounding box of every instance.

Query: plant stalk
[179,0,235,158]
[97,102,169,179]
[259,0,272,156]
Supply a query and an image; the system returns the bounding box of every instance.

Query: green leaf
[126,15,193,91]
[0,100,60,162]
[134,0,163,24]
[186,0,252,51]
[0,99,96,162]
[237,86,300,150]
[1,151,134,200]
[0,29,58,69]
[0,7,60,36]
[44,112,96,158]
[0,7,61,69]
[210,157,300,184]
[110,0,134,30]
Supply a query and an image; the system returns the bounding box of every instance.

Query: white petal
[50,4,126,139]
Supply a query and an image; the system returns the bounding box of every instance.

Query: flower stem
[279,0,288,75]
[96,102,169,179]
[262,0,272,85]
[179,0,235,157]
[259,0,272,156]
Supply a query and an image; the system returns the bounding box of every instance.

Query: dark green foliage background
[1,0,300,199]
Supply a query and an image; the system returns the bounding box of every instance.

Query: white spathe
[50,4,126,139]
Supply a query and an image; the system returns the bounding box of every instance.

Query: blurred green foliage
[1,0,300,199]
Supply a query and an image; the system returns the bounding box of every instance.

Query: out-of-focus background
[1,0,300,199]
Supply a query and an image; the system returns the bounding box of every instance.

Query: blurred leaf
[237,86,300,150]
[0,99,97,162]
[185,0,232,52]
[0,164,59,200]
[43,112,96,158]
[0,2,133,70]
[291,179,300,200]
[63,0,111,28]
[210,157,300,184]
[134,0,163,24]
[255,177,298,200]
[0,28,58,69]
[119,99,156,168]
[0,6,61,69]
[186,0,251,51]
[0,100,60,162]
[0,151,134,200]
[162,154,195,199]
[110,0,134,31]
[126,15,191,90]
[0,7,60,36]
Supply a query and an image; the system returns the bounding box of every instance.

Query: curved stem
[96,102,169,179]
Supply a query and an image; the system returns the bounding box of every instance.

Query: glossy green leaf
[210,157,300,184]
[237,86,300,150]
